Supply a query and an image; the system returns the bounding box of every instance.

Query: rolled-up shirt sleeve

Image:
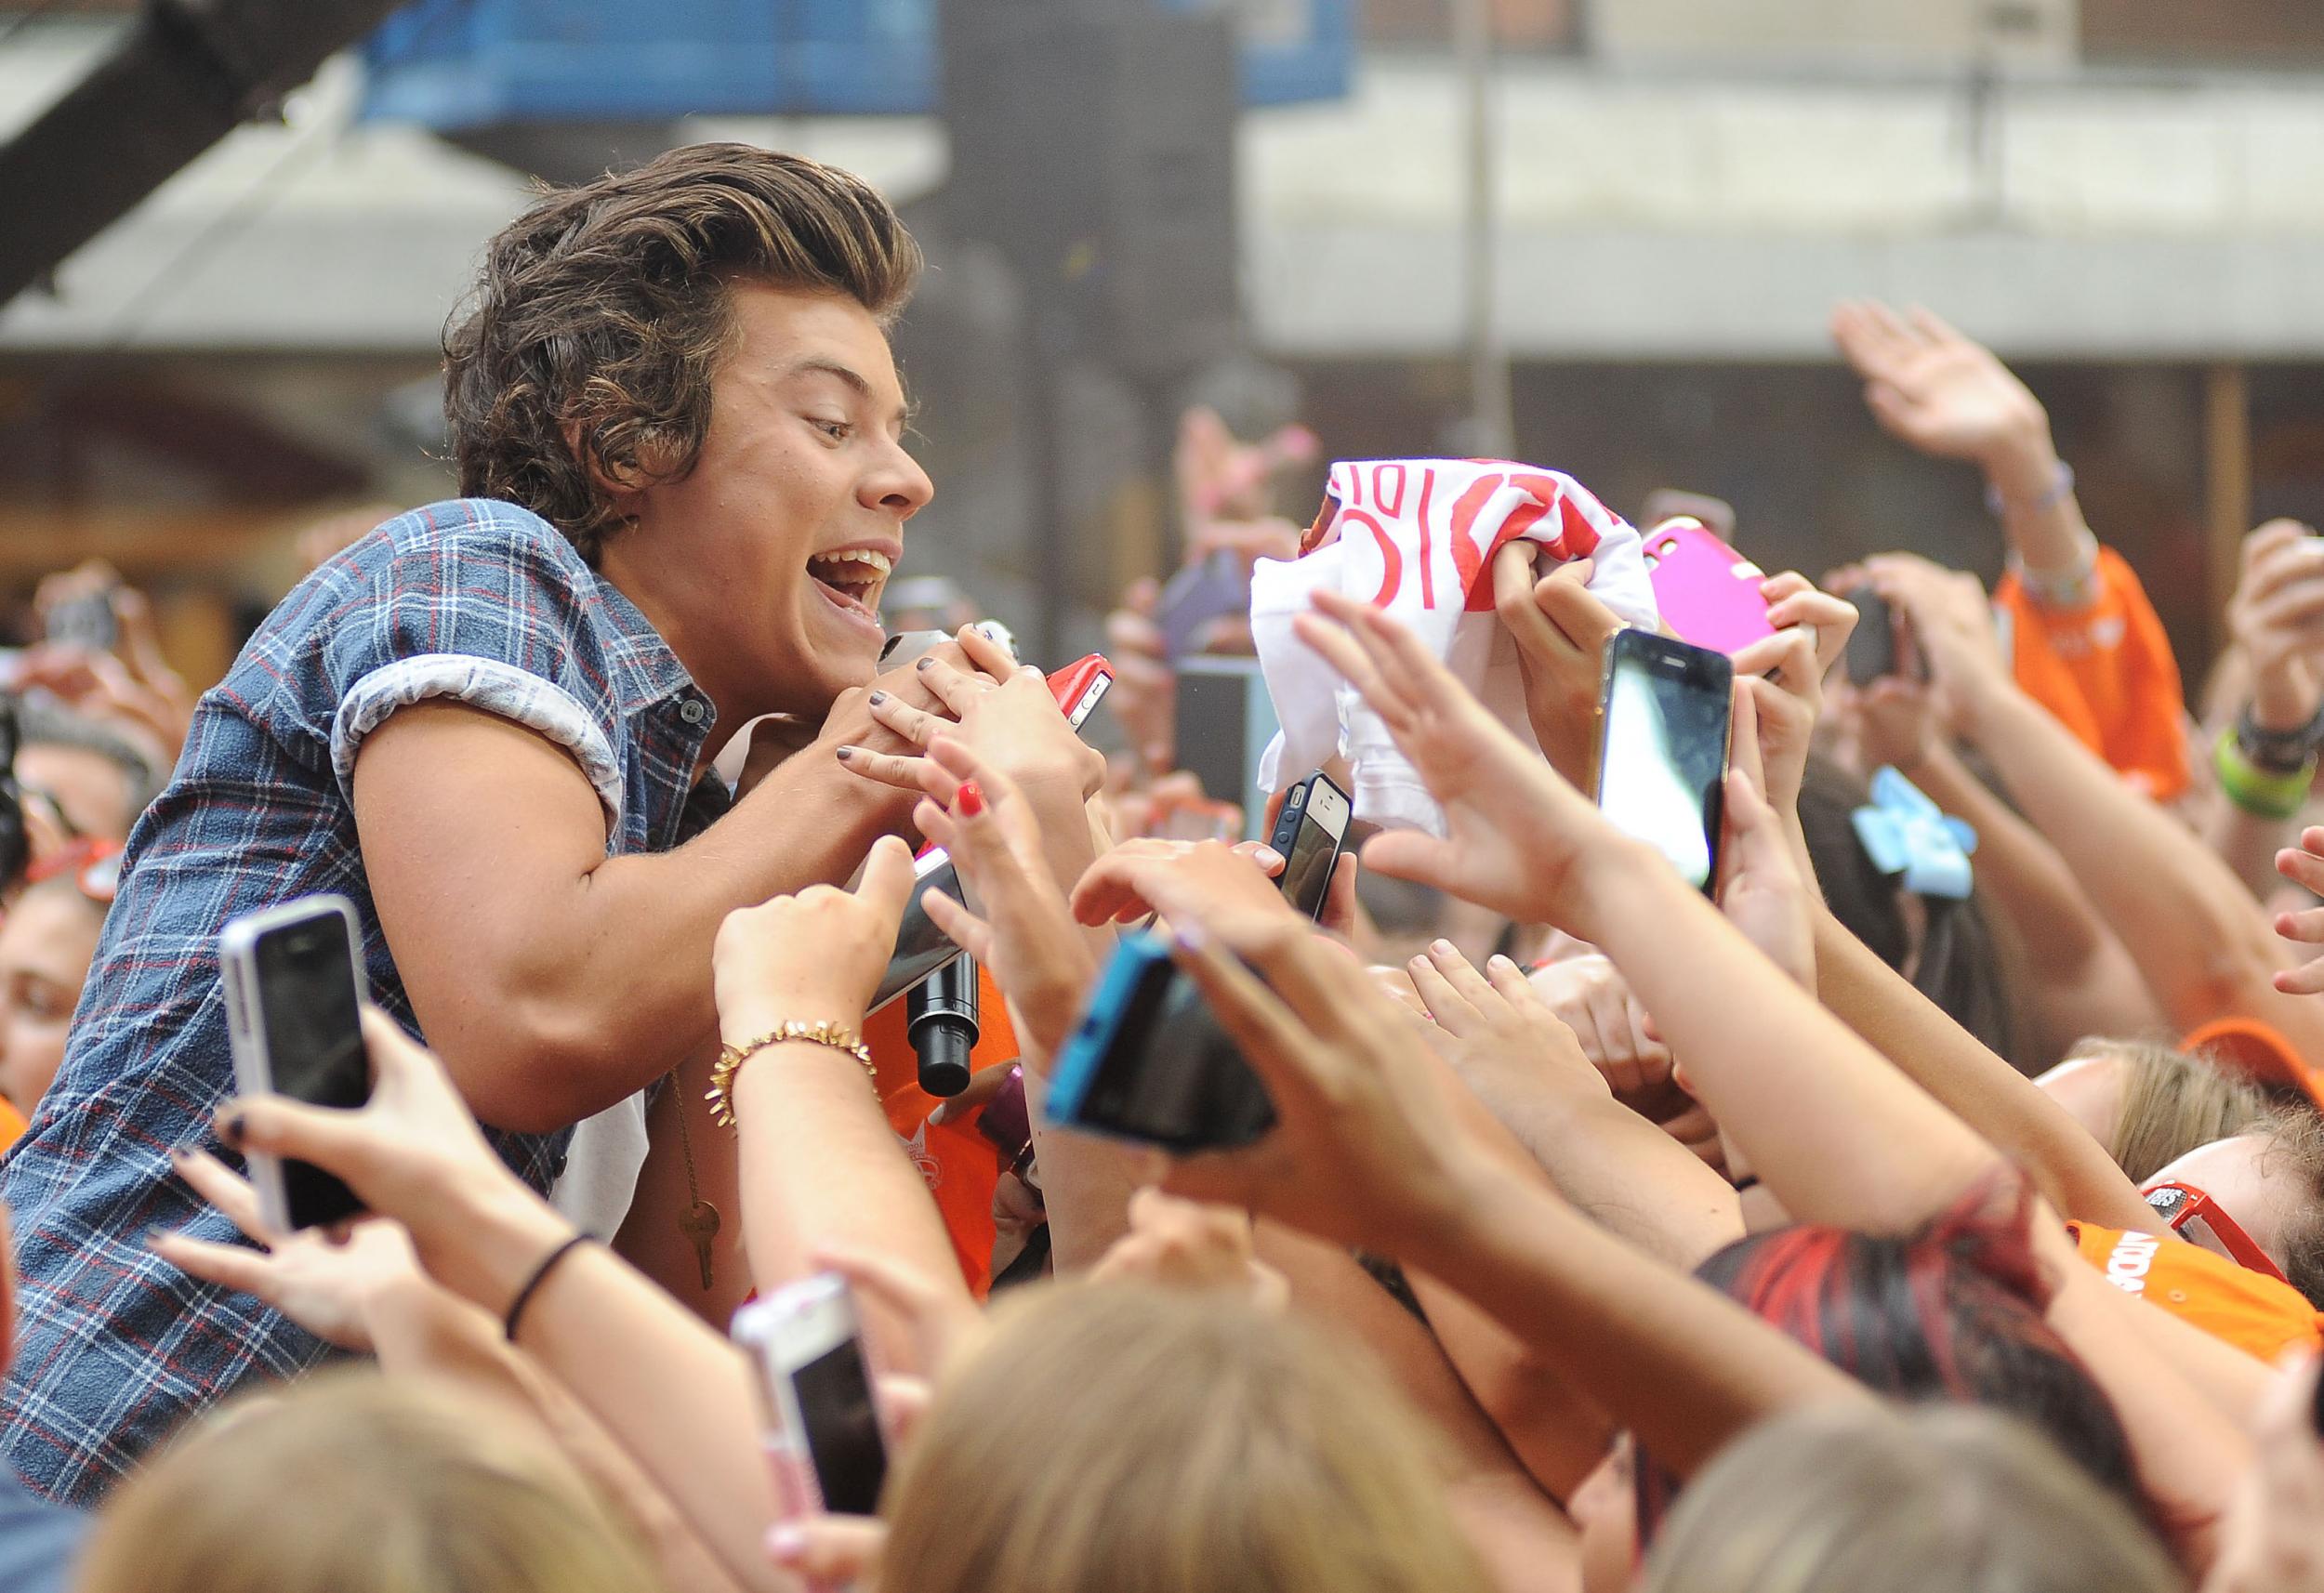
[312,501,643,837]
[330,652,625,829]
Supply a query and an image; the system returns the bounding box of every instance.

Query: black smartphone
[1595,628,1734,895]
[1046,770,1341,1149]
[1845,586,1899,684]
[1264,770,1352,920]
[1045,933,1274,1152]
[218,896,370,1231]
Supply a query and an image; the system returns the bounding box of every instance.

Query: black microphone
[908,952,979,1099]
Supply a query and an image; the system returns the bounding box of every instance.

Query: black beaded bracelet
[504,1232,592,1342]
[2237,705,2324,776]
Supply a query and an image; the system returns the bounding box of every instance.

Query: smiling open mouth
[806,547,891,618]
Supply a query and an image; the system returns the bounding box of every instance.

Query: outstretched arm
[1876,555,2324,1062]
[1832,299,2093,581]
[186,1018,790,1590]
[1290,593,2251,1557]
[1848,669,2164,1055]
[1135,895,1868,1481]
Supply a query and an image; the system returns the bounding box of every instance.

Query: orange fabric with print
[2070,1221,2323,1363]
[0,1097,25,1153]
[1996,547,2190,801]
[863,966,1021,1301]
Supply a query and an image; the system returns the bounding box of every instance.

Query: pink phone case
[1643,518,1776,655]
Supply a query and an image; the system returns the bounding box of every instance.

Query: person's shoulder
[320,499,609,641]
[360,498,590,579]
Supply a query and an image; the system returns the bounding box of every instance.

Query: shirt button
[679,699,707,725]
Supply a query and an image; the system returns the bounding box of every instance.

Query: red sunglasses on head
[2146,1180,2285,1283]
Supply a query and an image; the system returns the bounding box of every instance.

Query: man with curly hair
[0,144,1037,1502]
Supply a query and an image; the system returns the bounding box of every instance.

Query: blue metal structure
[360,0,1353,126]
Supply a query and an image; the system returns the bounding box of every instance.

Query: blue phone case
[1045,932,1175,1131]
[1044,931,1277,1151]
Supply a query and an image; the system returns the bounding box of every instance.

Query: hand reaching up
[1832,300,2049,470]
[713,835,918,1039]
[2229,520,2324,737]
[1071,836,1287,925]
[2274,829,2324,996]
[1865,555,2013,731]
[1405,940,1611,1135]
[218,1010,564,1312]
[152,1149,442,1353]
[1529,953,1670,1101]
[1717,698,1816,992]
[1126,872,1492,1256]
[1291,588,1642,938]
[909,741,1098,1058]
[1491,545,1623,790]
[1729,573,1854,820]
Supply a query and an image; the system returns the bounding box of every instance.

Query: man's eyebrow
[791,358,916,425]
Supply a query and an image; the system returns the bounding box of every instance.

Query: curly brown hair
[442,141,922,563]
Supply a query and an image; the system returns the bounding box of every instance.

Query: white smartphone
[218,895,370,1231]
[733,1272,889,1517]
[1263,770,1352,920]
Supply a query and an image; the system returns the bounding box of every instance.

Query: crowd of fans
[3,139,2324,1593]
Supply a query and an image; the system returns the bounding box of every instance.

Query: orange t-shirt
[0,1097,25,1153]
[863,968,1023,1300]
[2070,1221,2322,1363]
[1996,547,2190,801]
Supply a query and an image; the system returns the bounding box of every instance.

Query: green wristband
[2215,728,2314,821]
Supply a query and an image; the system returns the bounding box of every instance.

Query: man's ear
[559,417,651,525]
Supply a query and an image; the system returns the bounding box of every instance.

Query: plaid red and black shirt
[0,499,729,1505]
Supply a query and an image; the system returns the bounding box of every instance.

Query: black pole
[0,0,409,309]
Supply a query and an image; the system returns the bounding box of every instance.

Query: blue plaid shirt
[0,499,729,1505]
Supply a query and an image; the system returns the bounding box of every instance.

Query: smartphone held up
[1595,629,1733,894]
[733,1272,890,1519]
[1047,770,1349,1153]
[218,895,372,1232]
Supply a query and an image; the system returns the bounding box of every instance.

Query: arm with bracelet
[712,835,973,1376]
[1833,300,2190,798]
[2202,521,2324,897]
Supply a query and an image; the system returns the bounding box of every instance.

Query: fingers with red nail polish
[956,781,985,819]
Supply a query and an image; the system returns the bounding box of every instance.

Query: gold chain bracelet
[706,1021,876,1128]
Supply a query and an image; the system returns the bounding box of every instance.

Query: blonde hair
[2079,1037,2271,1183]
[881,1282,1489,1593]
[1641,1405,2180,1593]
[73,1372,662,1593]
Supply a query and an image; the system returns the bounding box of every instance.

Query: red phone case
[1643,518,1776,656]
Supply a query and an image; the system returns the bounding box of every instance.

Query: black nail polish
[917,655,936,671]
[835,744,858,761]
[220,1112,245,1148]
[868,690,889,706]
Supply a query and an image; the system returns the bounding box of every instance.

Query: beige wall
[1589,0,2079,68]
